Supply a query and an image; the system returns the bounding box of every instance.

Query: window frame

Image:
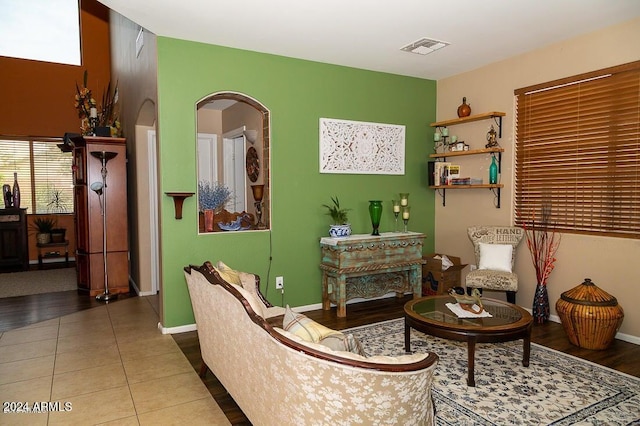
[514,60,640,239]
[0,136,74,215]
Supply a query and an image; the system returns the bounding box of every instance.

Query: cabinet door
[74,185,89,252]
[0,227,20,264]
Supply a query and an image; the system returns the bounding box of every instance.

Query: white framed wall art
[319,118,405,175]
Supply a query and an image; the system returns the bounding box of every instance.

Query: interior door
[222,136,246,212]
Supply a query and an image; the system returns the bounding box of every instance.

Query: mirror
[196,92,270,232]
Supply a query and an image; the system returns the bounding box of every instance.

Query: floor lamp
[90,151,118,302]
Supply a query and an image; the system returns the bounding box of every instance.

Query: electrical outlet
[275,276,284,290]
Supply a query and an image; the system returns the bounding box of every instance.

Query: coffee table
[404,295,532,387]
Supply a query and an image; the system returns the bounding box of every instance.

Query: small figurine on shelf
[486,125,498,148]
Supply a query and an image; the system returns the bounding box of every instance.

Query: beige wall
[435,17,640,341]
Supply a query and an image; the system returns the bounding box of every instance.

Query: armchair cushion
[478,242,513,272]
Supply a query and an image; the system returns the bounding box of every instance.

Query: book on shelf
[446,165,460,183]
[433,162,451,186]
[451,177,471,185]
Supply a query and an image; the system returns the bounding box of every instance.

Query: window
[0,0,81,65]
[0,138,74,214]
[514,61,640,239]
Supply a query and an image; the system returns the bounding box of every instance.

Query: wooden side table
[320,232,426,317]
[36,241,69,269]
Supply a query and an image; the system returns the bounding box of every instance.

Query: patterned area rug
[345,318,640,425]
[0,268,76,298]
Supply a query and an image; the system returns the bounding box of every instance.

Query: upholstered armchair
[466,226,524,304]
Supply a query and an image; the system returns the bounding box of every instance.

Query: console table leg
[467,337,477,387]
[322,274,330,311]
[336,275,346,318]
[409,265,422,298]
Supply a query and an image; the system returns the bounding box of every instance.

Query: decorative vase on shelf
[3,184,11,208]
[489,156,498,184]
[457,97,471,118]
[204,209,215,232]
[532,283,550,323]
[368,200,383,236]
[12,172,20,208]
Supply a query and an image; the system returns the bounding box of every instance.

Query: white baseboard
[293,292,407,313]
[158,322,197,335]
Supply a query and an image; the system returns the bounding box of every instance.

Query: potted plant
[322,196,351,237]
[198,181,233,232]
[47,188,68,213]
[31,217,56,245]
[45,188,68,242]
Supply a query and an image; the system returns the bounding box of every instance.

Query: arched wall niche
[196,91,270,232]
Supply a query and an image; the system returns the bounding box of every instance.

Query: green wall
[156,37,437,327]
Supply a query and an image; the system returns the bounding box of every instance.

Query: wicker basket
[556,278,624,350]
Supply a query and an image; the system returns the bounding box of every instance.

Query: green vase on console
[368,200,383,236]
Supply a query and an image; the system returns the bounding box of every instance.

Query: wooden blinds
[514,61,640,239]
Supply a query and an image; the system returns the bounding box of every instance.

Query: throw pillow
[216,261,261,302]
[478,242,513,272]
[203,261,265,317]
[214,261,242,286]
[282,306,365,356]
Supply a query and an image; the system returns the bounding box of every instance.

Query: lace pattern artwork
[320,118,405,175]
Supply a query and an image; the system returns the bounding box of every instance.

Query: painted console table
[320,232,426,318]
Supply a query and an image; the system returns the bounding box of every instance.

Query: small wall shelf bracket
[165,192,195,219]
[493,115,503,138]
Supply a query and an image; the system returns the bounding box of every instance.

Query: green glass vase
[369,200,383,236]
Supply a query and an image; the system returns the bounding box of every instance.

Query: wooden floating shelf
[429,184,504,189]
[165,192,195,219]
[429,147,504,159]
[430,111,506,128]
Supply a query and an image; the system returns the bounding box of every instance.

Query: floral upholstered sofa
[183,261,439,426]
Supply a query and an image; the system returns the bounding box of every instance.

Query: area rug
[0,268,76,298]
[345,318,640,425]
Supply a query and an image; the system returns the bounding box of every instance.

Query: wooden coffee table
[404,295,532,387]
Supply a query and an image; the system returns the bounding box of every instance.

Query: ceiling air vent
[400,37,449,55]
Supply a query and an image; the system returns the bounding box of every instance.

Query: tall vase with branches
[523,209,561,323]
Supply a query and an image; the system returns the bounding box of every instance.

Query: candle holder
[392,199,401,232]
[251,184,265,229]
[399,193,409,207]
[402,206,411,233]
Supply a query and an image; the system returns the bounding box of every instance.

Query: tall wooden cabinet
[72,136,129,296]
[0,208,29,271]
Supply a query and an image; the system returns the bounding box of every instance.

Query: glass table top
[407,296,524,328]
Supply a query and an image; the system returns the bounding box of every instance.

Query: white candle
[90,107,97,118]
[400,198,408,206]
[402,210,410,219]
[393,204,400,213]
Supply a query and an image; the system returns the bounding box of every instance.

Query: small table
[404,295,532,387]
[36,241,69,269]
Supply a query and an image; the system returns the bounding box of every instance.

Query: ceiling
[98,0,640,80]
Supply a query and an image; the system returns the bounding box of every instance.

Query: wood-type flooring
[2,289,638,425]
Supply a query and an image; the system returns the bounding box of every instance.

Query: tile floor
[0,296,230,425]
